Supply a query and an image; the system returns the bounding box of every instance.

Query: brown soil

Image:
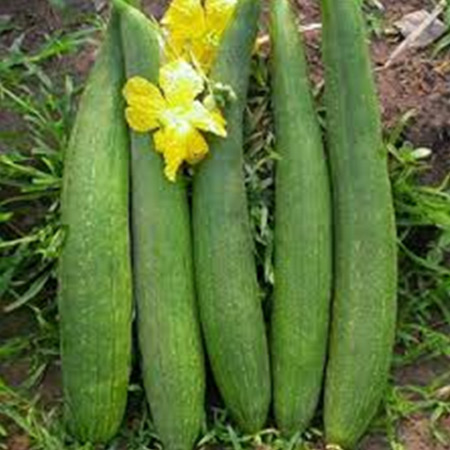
[5,434,31,450]
[401,416,448,450]
[395,356,450,387]
[1,1,449,449]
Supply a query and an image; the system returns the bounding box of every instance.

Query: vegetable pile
[58,0,397,449]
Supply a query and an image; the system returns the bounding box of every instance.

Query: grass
[0,11,103,314]
[387,111,450,361]
[378,117,450,449]
[1,3,449,450]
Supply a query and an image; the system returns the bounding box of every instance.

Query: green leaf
[4,272,51,313]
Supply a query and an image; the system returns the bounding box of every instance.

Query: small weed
[1,16,99,317]
[198,408,315,450]
[0,16,101,89]
[0,378,66,450]
[245,54,276,302]
[381,373,450,449]
[362,0,387,38]
[433,1,450,55]
[386,112,450,368]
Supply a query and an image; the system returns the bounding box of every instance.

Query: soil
[1,1,449,449]
[5,434,31,450]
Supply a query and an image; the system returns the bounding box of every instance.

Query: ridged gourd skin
[192,0,271,434]
[270,0,332,436]
[115,2,206,450]
[320,0,397,448]
[58,11,132,443]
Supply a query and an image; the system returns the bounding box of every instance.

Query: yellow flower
[123,59,227,181]
[161,0,237,71]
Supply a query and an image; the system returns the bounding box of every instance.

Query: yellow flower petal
[153,129,165,154]
[123,77,165,132]
[161,0,206,41]
[192,39,216,71]
[164,30,216,72]
[210,110,228,134]
[159,60,204,107]
[164,150,184,181]
[164,34,186,62]
[205,0,237,38]
[185,128,209,164]
[160,0,237,73]
[123,77,165,112]
[152,126,189,181]
[192,0,237,72]
[189,101,227,137]
[152,123,211,180]
[125,107,157,133]
[163,136,187,181]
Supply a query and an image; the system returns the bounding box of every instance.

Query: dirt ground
[1,0,449,449]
